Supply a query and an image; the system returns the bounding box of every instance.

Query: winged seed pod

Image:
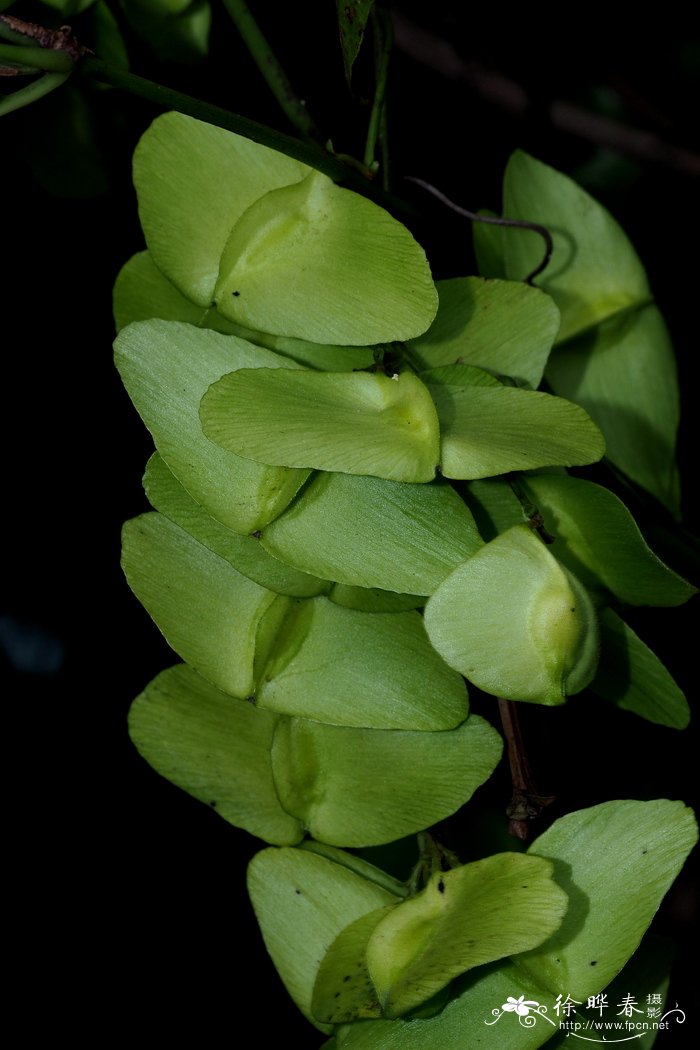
[424,525,600,704]
[112,102,696,1048]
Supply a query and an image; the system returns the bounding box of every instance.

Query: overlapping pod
[116,115,696,1043]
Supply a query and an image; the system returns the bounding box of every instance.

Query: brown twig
[498,698,555,840]
[0,14,91,62]
[393,11,700,178]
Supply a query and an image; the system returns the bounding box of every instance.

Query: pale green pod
[128,670,496,848]
[546,305,680,513]
[519,473,695,605]
[519,799,699,999]
[473,151,680,513]
[133,111,308,307]
[113,250,378,370]
[591,608,689,730]
[248,847,401,1032]
[122,512,282,699]
[312,909,390,1024]
[257,596,468,730]
[334,800,698,1048]
[200,367,441,483]
[424,524,599,704]
[422,367,605,479]
[214,169,438,344]
[122,513,467,729]
[143,453,329,598]
[114,319,309,533]
[500,150,650,342]
[261,471,482,595]
[407,276,560,388]
[128,664,303,846]
[270,713,501,846]
[365,854,568,1019]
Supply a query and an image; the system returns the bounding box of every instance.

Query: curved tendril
[405,175,553,285]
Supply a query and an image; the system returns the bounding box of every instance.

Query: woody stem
[498,698,554,840]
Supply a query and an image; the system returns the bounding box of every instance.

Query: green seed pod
[424,524,599,704]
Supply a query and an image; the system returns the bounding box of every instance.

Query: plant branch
[0,14,89,59]
[508,474,555,544]
[498,699,555,841]
[0,41,74,73]
[78,56,419,218]
[379,94,390,191]
[363,6,392,171]
[393,11,700,178]
[222,0,319,141]
[0,13,418,218]
[81,57,344,176]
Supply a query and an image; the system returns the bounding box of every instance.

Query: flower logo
[502,995,540,1017]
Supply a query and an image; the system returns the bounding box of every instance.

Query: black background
[2,3,698,1043]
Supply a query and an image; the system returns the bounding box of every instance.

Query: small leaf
[546,304,681,514]
[502,151,650,342]
[128,664,303,845]
[200,367,440,483]
[407,277,560,389]
[366,855,568,1018]
[591,608,690,729]
[519,473,695,606]
[423,373,605,479]
[336,0,375,83]
[133,112,308,306]
[147,0,211,63]
[258,597,468,730]
[122,516,466,730]
[424,525,599,704]
[248,846,401,1031]
[271,713,502,846]
[261,471,482,594]
[93,1,129,69]
[519,799,698,999]
[114,319,309,533]
[214,170,437,344]
[22,86,108,197]
[143,453,329,598]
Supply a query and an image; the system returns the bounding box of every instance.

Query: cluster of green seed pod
[115,113,696,1045]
